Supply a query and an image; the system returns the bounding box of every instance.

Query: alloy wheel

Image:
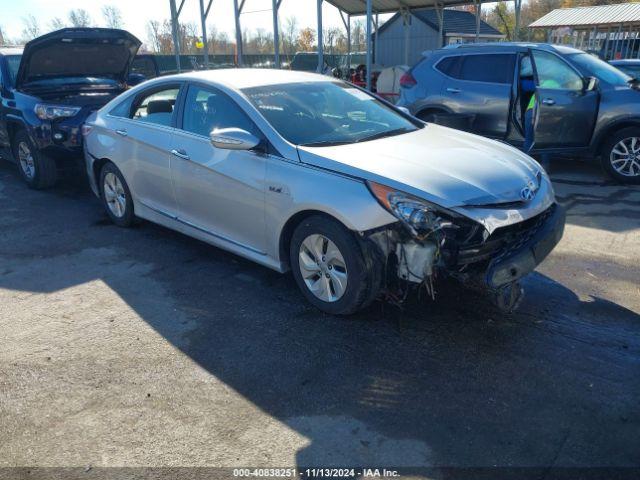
[610,137,640,177]
[298,233,348,302]
[103,172,127,218]
[17,142,35,180]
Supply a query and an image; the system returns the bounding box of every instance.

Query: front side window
[532,50,583,90]
[131,87,180,126]
[181,85,256,137]
[242,81,420,146]
[569,53,631,86]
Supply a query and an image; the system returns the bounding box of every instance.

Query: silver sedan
[83,69,564,315]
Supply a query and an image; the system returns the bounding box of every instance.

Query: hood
[16,28,141,89]
[297,124,543,210]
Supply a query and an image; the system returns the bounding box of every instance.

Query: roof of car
[0,46,24,56]
[437,42,584,55]
[171,68,334,89]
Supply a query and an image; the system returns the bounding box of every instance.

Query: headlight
[34,104,81,120]
[368,181,458,237]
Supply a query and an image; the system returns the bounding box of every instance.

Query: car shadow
[0,160,639,469]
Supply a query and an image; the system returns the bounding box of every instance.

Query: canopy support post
[401,8,411,66]
[435,1,444,48]
[317,0,324,73]
[272,0,281,68]
[514,0,522,41]
[169,0,182,72]
[233,0,244,66]
[199,0,214,68]
[474,0,481,42]
[366,0,372,90]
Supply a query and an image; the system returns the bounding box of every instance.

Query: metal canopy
[324,0,496,15]
[529,3,640,29]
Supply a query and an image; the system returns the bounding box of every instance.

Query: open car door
[530,49,599,149]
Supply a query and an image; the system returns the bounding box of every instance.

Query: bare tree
[21,14,41,41]
[282,16,298,55]
[68,9,92,28]
[0,25,5,46]
[102,5,123,29]
[49,17,66,31]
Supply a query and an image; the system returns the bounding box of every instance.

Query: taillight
[81,124,93,136]
[400,72,417,88]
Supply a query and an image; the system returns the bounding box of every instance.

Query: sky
[0,0,380,46]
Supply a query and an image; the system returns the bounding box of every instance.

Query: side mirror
[584,76,598,91]
[127,73,146,86]
[210,127,261,151]
[397,106,411,115]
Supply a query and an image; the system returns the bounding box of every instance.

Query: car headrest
[147,100,173,115]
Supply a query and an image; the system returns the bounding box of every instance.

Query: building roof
[325,0,502,15]
[378,8,503,37]
[529,2,640,28]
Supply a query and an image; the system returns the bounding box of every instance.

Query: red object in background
[400,72,417,88]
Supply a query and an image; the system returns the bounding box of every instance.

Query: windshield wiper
[355,127,414,143]
[299,140,354,147]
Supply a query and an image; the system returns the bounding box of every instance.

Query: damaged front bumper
[484,203,565,289]
[363,202,565,309]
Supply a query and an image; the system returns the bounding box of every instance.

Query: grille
[455,204,555,266]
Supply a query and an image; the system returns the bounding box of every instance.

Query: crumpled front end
[362,188,565,312]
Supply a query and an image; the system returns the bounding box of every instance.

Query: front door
[530,49,599,149]
[170,83,267,254]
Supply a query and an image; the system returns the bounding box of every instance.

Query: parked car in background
[609,59,640,79]
[398,43,640,183]
[83,69,564,315]
[0,28,141,189]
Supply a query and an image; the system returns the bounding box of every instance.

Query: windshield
[569,53,632,86]
[242,81,420,146]
[5,55,21,85]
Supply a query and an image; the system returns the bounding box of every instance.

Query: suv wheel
[289,215,381,315]
[601,127,640,184]
[100,162,135,227]
[12,130,58,189]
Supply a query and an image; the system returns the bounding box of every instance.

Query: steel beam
[273,0,281,68]
[199,0,211,68]
[474,0,481,42]
[169,0,182,72]
[317,0,324,73]
[366,0,372,90]
[233,0,244,66]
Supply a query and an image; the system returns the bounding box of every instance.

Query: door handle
[542,98,556,106]
[171,149,190,160]
[115,129,127,136]
[446,87,461,93]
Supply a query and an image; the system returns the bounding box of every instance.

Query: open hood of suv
[16,28,141,89]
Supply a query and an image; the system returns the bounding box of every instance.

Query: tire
[600,127,640,184]
[12,130,57,189]
[416,110,442,123]
[289,215,382,315]
[99,162,136,227]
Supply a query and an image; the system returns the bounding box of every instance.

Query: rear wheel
[289,215,381,315]
[601,127,640,184]
[99,162,135,227]
[12,130,57,189]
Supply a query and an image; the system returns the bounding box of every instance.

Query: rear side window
[458,54,515,84]
[435,56,461,77]
[131,87,180,126]
[438,54,515,84]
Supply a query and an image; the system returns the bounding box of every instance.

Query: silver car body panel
[84,69,555,273]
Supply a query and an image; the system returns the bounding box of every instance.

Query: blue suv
[398,43,640,184]
[0,28,141,189]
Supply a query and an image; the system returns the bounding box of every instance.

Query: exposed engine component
[396,241,437,283]
[493,281,525,313]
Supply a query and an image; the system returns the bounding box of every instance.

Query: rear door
[106,83,182,216]
[438,53,516,138]
[530,49,598,149]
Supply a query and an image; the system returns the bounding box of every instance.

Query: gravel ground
[0,157,638,474]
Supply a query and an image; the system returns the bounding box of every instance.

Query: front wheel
[12,130,57,189]
[289,215,381,315]
[601,127,640,184]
